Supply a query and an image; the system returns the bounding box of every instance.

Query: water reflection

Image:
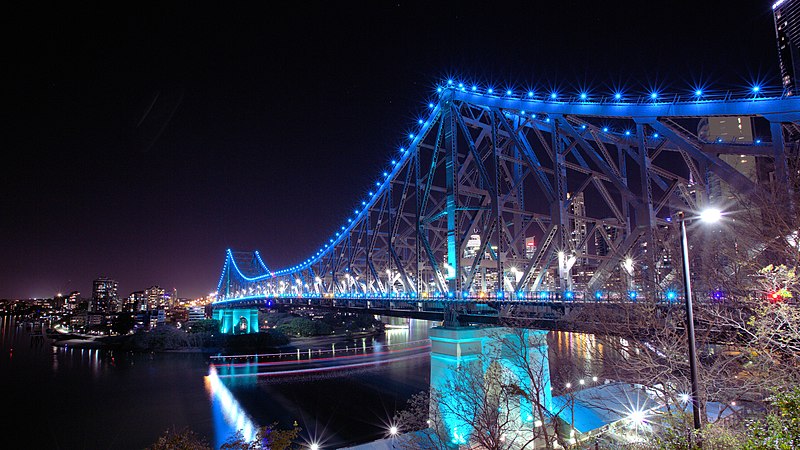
[205,365,259,448]
[0,314,615,449]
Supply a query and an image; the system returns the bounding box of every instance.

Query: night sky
[3,2,781,299]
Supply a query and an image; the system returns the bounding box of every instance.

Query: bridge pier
[213,308,259,334]
[429,326,552,447]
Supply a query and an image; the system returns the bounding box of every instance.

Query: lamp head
[699,208,722,223]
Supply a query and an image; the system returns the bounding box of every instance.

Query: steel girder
[216,88,800,321]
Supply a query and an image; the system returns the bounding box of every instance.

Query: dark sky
[3,2,781,299]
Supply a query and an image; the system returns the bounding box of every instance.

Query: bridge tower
[213,250,272,334]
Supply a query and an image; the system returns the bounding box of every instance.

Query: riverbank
[50,327,385,354]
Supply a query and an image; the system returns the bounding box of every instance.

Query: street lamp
[676,207,721,431]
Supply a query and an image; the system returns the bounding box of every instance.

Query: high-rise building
[91,277,118,313]
[525,236,536,259]
[568,192,588,265]
[66,291,82,311]
[126,290,147,312]
[698,117,757,203]
[774,0,800,95]
[595,220,622,258]
[144,286,167,310]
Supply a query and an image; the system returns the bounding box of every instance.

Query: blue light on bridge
[694,89,703,97]
[447,79,453,85]
[550,92,557,99]
[756,138,762,144]
[653,133,659,138]
[383,172,388,177]
[458,83,464,89]
[497,291,505,299]
[437,87,442,93]
[595,291,603,300]
[506,89,513,96]
[579,92,587,100]
[602,127,609,132]
[650,92,658,100]
[629,291,638,300]
[751,85,761,93]
[625,130,631,136]
[418,119,423,125]
[614,92,622,100]
[564,291,574,300]
[472,85,477,91]
[527,91,534,97]
[666,290,678,301]
[487,88,493,94]
[409,133,415,139]
[428,102,434,108]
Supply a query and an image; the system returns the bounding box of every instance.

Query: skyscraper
[774,0,800,95]
[568,192,588,265]
[91,277,118,313]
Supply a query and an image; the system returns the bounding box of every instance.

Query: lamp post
[676,208,721,431]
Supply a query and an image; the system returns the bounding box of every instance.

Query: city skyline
[3,2,784,299]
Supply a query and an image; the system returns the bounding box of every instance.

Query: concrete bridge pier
[214,308,259,334]
[429,326,552,447]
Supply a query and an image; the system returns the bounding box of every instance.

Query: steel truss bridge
[213,81,800,326]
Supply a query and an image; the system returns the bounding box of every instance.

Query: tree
[563,162,800,446]
[220,422,302,450]
[189,319,221,334]
[393,390,432,433]
[112,312,135,335]
[147,427,211,450]
[743,387,800,450]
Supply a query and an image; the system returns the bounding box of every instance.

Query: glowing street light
[675,207,723,431]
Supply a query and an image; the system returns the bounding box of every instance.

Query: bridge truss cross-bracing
[214,83,800,326]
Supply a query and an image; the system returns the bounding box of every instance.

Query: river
[0,315,605,449]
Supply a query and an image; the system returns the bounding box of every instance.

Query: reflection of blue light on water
[205,366,258,448]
